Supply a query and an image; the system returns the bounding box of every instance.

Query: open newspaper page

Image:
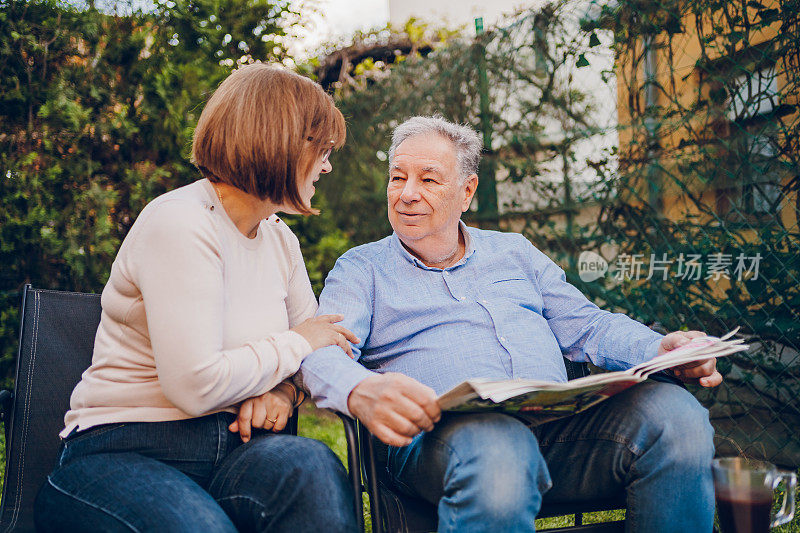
[437,329,748,426]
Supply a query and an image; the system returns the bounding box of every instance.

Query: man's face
[387,133,477,250]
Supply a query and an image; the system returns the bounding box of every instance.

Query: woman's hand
[291,314,360,358]
[229,386,295,442]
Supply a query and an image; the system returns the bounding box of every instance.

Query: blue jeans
[387,380,715,533]
[35,412,357,532]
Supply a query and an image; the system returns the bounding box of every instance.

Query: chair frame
[340,416,626,533]
[341,359,685,533]
[340,359,628,532]
[0,286,366,532]
[0,285,683,533]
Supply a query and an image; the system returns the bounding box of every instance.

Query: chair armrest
[648,370,686,389]
[335,412,364,533]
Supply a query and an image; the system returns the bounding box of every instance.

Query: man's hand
[347,373,442,447]
[659,330,723,388]
[229,385,295,442]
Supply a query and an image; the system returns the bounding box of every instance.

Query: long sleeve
[531,243,662,370]
[295,254,376,416]
[131,201,313,417]
[283,227,318,328]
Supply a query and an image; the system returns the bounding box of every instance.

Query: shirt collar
[391,220,476,271]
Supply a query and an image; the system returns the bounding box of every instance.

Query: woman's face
[298,143,333,208]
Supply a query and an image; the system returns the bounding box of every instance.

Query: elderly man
[298,116,721,532]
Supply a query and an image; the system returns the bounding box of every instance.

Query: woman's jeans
[34,412,357,532]
[387,380,716,533]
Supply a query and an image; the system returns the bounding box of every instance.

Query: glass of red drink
[713,457,796,533]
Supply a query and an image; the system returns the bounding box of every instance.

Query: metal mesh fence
[500,0,800,468]
[330,0,800,468]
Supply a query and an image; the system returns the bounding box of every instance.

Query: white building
[388,0,541,31]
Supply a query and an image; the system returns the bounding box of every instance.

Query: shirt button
[500,337,507,342]
[459,296,465,301]
[481,300,488,304]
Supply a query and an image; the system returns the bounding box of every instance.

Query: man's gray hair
[388,116,483,183]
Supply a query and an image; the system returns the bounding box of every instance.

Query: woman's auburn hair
[191,63,346,215]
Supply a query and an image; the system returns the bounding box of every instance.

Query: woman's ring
[267,417,278,423]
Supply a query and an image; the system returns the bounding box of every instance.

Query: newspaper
[437,329,748,426]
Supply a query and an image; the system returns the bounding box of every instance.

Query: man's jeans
[35,412,357,532]
[387,380,715,533]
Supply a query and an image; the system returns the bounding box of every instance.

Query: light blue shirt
[297,223,663,415]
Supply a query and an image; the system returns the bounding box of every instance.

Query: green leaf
[709,87,727,104]
[576,53,590,68]
[588,32,601,48]
[757,9,779,24]
[664,17,684,34]
[728,31,744,43]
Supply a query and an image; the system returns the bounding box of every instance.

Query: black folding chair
[0,286,363,532]
[342,359,630,533]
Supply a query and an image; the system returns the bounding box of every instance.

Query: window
[727,65,779,121]
[714,62,784,221]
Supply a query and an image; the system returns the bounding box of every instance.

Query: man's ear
[462,174,478,212]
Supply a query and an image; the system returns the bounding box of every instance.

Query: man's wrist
[346,376,376,419]
[345,386,361,418]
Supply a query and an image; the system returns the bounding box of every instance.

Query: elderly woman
[35,64,359,532]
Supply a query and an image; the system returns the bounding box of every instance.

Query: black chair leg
[361,427,384,533]
[336,413,365,533]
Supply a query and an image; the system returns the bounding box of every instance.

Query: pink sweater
[62,179,317,437]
